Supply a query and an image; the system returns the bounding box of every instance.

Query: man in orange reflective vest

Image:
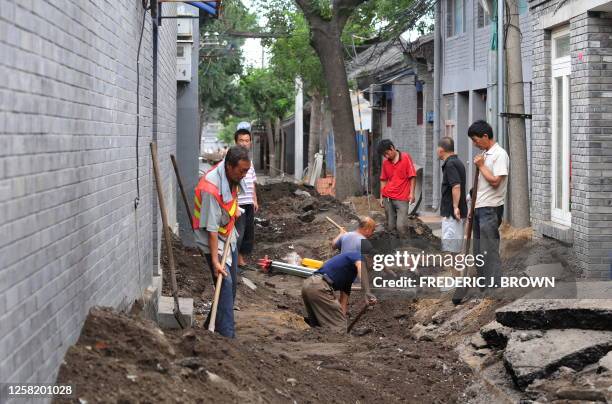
[193,146,251,337]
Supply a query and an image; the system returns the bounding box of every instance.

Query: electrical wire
[135,2,148,210]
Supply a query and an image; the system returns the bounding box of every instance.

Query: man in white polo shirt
[234,123,258,269]
[453,120,509,305]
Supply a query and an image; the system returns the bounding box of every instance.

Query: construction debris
[496,298,612,331]
[503,329,612,389]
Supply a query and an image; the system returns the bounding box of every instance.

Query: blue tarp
[326,131,336,176]
[356,131,369,191]
[185,1,219,17]
[324,130,369,192]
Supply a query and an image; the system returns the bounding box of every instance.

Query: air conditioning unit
[176,41,192,82]
[177,18,192,37]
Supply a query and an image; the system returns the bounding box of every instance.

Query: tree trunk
[295,0,365,200]
[274,117,282,173]
[307,91,323,179]
[265,118,276,176]
[506,0,530,227]
[280,129,286,173]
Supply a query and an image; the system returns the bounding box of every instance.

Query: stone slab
[598,351,612,373]
[503,329,612,389]
[480,321,512,349]
[158,296,194,329]
[496,295,612,331]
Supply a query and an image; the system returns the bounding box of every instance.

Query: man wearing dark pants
[193,146,251,337]
[302,252,376,333]
[453,120,509,305]
[233,126,258,269]
[377,140,417,236]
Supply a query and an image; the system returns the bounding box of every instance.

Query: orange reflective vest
[192,174,238,236]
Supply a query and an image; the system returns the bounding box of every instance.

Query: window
[446,0,465,37]
[518,0,528,15]
[416,90,424,126]
[177,45,185,58]
[551,27,571,226]
[477,2,491,28]
[443,94,456,137]
[386,97,392,127]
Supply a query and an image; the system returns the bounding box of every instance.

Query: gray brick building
[436,0,533,209]
[0,0,182,386]
[528,0,612,279]
[349,37,435,209]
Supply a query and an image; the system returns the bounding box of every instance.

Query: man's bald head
[357,216,376,237]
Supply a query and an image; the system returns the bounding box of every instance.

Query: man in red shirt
[377,140,416,236]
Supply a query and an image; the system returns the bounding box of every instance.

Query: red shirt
[380,151,416,200]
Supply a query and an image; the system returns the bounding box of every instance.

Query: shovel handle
[326,216,345,231]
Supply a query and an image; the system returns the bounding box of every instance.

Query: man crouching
[302,252,377,333]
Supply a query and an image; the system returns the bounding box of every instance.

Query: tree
[292,0,370,199]
[266,10,328,177]
[240,68,294,174]
[198,0,258,126]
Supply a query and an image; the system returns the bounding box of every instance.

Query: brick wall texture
[530,0,612,278]
[0,0,178,385]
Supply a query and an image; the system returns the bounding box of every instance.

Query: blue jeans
[473,206,504,287]
[204,248,238,338]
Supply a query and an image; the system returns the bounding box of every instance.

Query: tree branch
[294,0,325,25]
[333,0,369,31]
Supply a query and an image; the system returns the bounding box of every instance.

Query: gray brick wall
[382,76,421,163]
[0,0,177,385]
[529,0,612,279]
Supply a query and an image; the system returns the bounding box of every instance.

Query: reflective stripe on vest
[192,175,238,235]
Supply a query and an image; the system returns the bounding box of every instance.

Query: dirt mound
[161,233,207,299]
[55,306,471,404]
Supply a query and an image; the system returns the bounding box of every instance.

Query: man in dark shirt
[301,252,376,332]
[437,137,467,253]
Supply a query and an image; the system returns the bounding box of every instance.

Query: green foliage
[199,0,258,119]
[218,116,245,144]
[268,12,326,96]
[240,68,295,121]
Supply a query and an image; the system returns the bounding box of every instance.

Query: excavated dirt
[55,181,580,403]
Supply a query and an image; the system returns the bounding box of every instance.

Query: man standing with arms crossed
[234,124,258,269]
[377,140,417,236]
[193,146,251,337]
[453,120,509,304]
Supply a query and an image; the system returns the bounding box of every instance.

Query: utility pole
[295,77,304,180]
[505,0,530,227]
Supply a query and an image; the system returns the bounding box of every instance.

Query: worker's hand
[254,200,259,213]
[339,228,347,235]
[212,260,228,278]
[409,195,416,204]
[365,293,377,306]
[474,154,485,168]
[379,198,384,208]
[454,207,461,221]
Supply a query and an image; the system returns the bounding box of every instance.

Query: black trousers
[236,204,255,255]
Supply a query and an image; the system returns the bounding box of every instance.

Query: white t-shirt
[475,143,509,208]
[237,162,256,206]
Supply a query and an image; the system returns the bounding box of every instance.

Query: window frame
[446,0,465,38]
[550,27,572,227]
[386,97,393,128]
[416,90,424,126]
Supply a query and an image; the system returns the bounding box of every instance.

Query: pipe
[497,0,505,146]
[185,1,217,16]
[269,262,315,278]
[432,0,442,210]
